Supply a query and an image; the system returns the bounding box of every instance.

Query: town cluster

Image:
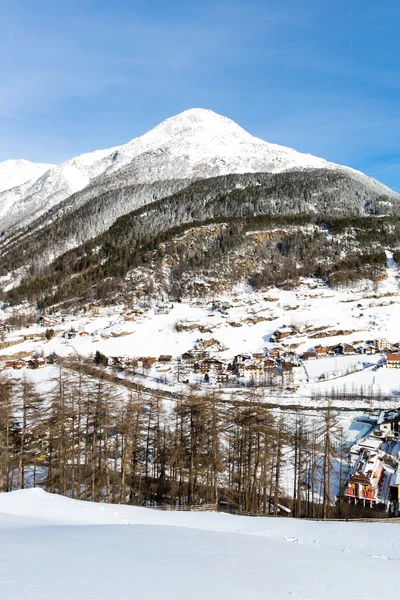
[100,330,400,388]
[2,311,400,391]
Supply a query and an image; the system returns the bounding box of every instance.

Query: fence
[146,503,217,512]
[145,503,400,522]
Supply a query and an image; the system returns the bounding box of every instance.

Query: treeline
[2,212,396,309]
[1,166,400,308]
[0,361,362,518]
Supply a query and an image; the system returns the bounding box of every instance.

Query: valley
[2,109,400,520]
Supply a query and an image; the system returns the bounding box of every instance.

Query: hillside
[2,210,398,308]
[0,489,399,600]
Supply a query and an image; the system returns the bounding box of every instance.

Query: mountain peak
[141,108,251,143]
[0,158,54,194]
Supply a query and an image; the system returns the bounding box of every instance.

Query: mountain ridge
[0,158,54,194]
[1,108,396,234]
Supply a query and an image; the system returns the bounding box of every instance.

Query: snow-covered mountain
[0,159,53,193]
[1,108,395,232]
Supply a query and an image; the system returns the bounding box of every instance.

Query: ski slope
[1,489,399,599]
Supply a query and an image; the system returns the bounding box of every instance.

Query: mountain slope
[0,159,53,193]
[1,108,395,234]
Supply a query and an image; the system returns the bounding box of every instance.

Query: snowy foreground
[1,490,400,600]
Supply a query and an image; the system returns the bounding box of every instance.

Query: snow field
[0,489,399,600]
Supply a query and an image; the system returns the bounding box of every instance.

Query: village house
[345,411,400,511]
[89,305,101,316]
[181,351,196,364]
[216,370,230,384]
[233,353,251,365]
[376,338,391,352]
[108,356,127,368]
[340,343,357,355]
[268,347,283,360]
[137,357,157,369]
[386,353,400,369]
[175,363,191,378]
[302,350,317,361]
[5,360,26,369]
[158,355,173,364]
[63,330,77,339]
[274,326,295,340]
[241,362,265,379]
[192,348,210,360]
[27,357,47,369]
[200,358,227,374]
[263,358,276,372]
[364,344,376,355]
[376,410,400,435]
[315,345,328,356]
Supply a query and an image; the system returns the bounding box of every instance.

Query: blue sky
[1,0,400,189]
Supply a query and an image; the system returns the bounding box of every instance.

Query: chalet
[386,353,400,369]
[241,363,264,378]
[233,353,251,365]
[274,326,295,340]
[79,331,89,337]
[345,445,384,506]
[192,349,210,360]
[123,315,135,322]
[137,357,157,369]
[268,347,283,360]
[176,363,191,377]
[5,360,25,369]
[27,357,47,369]
[158,355,173,364]
[181,351,195,363]
[216,370,230,383]
[252,352,265,362]
[63,330,77,339]
[315,345,328,356]
[39,315,58,327]
[364,344,376,355]
[303,350,317,361]
[109,356,126,368]
[340,343,357,355]
[376,410,400,435]
[200,358,226,373]
[263,358,276,372]
[391,470,400,505]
